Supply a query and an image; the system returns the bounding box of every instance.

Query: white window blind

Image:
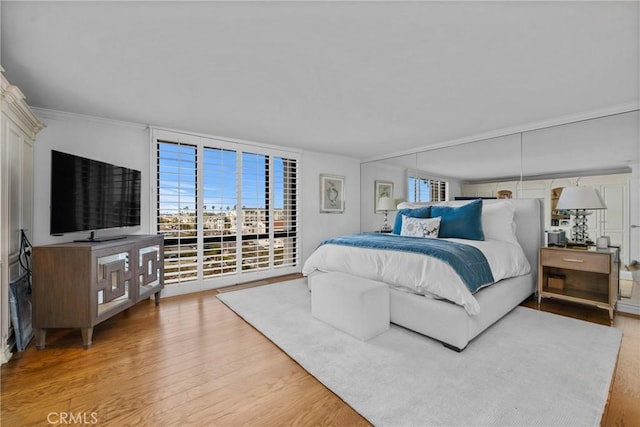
[408,175,448,203]
[241,152,269,272]
[202,147,237,278]
[273,156,297,269]
[155,132,299,286]
[157,141,198,284]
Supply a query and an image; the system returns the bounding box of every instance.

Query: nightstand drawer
[541,250,610,274]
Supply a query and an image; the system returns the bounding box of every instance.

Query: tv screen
[50,150,141,236]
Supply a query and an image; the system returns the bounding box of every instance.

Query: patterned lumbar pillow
[400,216,441,238]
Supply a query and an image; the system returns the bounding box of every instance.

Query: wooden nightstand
[538,246,618,324]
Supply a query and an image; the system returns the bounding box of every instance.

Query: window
[154,130,299,286]
[157,141,198,284]
[202,147,237,278]
[272,156,297,268]
[408,175,448,203]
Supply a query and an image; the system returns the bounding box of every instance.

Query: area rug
[217,279,622,426]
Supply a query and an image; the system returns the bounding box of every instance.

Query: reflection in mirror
[362,110,640,311]
[416,134,522,182]
[521,111,640,312]
[522,112,639,178]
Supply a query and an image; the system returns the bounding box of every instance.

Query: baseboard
[617,300,640,316]
[620,270,633,281]
[1,343,13,365]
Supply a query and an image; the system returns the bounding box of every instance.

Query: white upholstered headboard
[503,198,543,270]
[397,198,543,273]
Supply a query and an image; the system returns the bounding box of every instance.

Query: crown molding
[31,107,148,131]
[463,167,632,185]
[150,125,304,155]
[362,102,640,164]
[31,108,305,156]
[2,69,46,135]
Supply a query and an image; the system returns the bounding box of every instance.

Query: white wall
[30,107,638,269]
[360,162,405,233]
[301,151,361,263]
[32,109,150,245]
[360,161,463,233]
[630,162,640,264]
[32,109,362,270]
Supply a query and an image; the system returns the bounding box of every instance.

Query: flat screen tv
[50,150,141,241]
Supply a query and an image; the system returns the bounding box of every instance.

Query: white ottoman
[310,272,390,340]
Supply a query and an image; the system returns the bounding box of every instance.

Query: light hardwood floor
[521,295,640,427]
[1,274,638,426]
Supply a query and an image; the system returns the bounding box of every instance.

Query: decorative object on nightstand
[555,185,606,247]
[596,236,610,249]
[547,230,566,247]
[377,196,396,232]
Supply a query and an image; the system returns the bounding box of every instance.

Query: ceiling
[1,1,639,165]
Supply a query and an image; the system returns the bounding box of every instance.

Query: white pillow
[482,201,518,243]
[396,201,447,210]
[401,216,441,238]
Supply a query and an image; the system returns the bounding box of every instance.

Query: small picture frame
[374,180,394,213]
[320,174,345,213]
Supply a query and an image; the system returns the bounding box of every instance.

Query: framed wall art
[320,174,345,213]
[374,180,394,213]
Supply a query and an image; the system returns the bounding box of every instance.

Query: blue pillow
[392,207,431,234]
[431,199,484,240]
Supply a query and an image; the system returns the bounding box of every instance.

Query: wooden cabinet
[32,235,164,349]
[550,187,571,227]
[1,68,45,362]
[538,246,618,323]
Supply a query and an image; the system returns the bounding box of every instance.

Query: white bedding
[302,237,530,315]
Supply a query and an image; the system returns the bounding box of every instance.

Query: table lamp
[377,197,396,232]
[556,185,606,246]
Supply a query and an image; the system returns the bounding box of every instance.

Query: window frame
[406,169,450,203]
[151,128,301,296]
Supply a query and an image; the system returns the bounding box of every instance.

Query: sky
[408,177,431,203]
[157,142,290,214]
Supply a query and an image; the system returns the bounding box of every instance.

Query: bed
[302,198,543,351]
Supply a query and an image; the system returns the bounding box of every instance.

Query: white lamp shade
[556,186,607,210]
[377,196,397,211]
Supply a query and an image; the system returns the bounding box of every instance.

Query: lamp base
[382,211,390,232]
[570,209,593,244]
[566,241,590,250]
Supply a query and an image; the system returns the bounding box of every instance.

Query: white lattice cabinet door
[0,68,45,363]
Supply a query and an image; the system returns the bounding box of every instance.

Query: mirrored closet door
[361,110,640,313]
